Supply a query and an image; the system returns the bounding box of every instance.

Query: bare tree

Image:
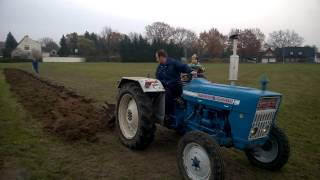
[237,28,265,59]
[171,27,198,57]
[39,37,59,52]
[101,26,113,42]
[145,22,175,43]
[100,26,123,55]
[39,37,55,47]
[267,29,304,48]
[39,37,52,46]
[172,28,198,47]
[199,28,227,58]
[128,32,140,41]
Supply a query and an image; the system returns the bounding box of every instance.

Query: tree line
[2,22,314,62]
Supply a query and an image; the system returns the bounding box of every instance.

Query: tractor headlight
[262,125,270,133]
[262,128,267,133]
[250,127,258,136]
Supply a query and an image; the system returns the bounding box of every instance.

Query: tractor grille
[248,97,280,140]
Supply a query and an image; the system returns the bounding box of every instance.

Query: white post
[229,38,239,85]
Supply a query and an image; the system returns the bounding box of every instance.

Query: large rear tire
[116,82,156,150]
[245,125,290,170]
[177,131,224,180]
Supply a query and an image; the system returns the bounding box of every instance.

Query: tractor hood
[182,78,282,112]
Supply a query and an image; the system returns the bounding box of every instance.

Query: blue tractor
[116,75,290,180]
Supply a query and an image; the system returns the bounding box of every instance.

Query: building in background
[316,53,320,63]
[0,41,4,58]
[11,35,41,59]
[42,46,59,57]
[261,48,276,63]
[274,46,316,63]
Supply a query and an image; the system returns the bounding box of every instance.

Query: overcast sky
[0,0,319,47]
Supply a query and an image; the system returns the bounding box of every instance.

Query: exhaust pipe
[229,33,239,86]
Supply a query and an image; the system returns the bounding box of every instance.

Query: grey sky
[0,0,319,48]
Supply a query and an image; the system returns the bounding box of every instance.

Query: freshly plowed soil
[4,68,115,141]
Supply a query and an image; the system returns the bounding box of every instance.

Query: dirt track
[4,68,115,141]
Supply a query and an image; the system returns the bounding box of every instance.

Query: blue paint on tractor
[171,77,282,150]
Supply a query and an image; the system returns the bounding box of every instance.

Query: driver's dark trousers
[165,84,183,117]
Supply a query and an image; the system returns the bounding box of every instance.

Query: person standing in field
[155,49,196,123]
[31,49,41,74]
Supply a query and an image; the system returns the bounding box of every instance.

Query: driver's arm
[174,60,192,74]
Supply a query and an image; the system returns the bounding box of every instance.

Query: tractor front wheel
[116,82,156,150]
[245,125,290,170]
[177,131,224,180]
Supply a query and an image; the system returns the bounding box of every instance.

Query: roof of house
[17,35,40,44]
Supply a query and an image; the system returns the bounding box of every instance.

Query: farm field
[0,62,319,180]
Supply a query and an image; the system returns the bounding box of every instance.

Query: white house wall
[16,36,41,54]
[12,36,42,59]
[42,57,86,62]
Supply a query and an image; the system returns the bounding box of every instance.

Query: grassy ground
[0,62,319,179]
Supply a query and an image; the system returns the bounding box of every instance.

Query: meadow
[0,62,319,179]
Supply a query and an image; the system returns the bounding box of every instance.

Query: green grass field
[0,62,319,179]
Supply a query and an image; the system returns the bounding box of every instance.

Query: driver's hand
[191,71,197,76]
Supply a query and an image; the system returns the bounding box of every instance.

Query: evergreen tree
[67,32,78,55]
[2,32,18,58]
[119,35,132,61]
[84,31,90,39]
[58,35,69,57]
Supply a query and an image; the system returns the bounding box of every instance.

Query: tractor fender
[117,77,166,125]
[118,77,165,93]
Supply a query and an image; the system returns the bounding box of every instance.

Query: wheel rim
[118,93,139,139]
[251,138,279,163]
[183,143,211,180]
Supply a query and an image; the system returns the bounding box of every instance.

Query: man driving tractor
[155,49,196,123]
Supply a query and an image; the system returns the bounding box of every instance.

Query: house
[42,47,59,57]
[316,53,320,63]
[11,35,41,59]
[0,41,4,58]
[261,48,276,63]
[41,41,59,57]
[274,46,316,63]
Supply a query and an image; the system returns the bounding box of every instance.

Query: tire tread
[116,82,156,150]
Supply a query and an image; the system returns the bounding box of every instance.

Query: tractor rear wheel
[177,131,224,180]
[116,82,156,150]
[245,125,290,170]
